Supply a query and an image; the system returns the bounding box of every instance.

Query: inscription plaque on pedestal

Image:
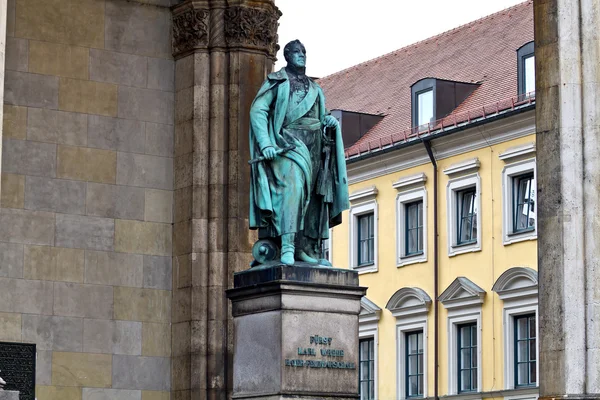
[0,342,36,400]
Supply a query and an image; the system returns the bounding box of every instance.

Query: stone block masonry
[0,1,174,400]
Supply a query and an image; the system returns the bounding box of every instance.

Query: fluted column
[170,1,280,399]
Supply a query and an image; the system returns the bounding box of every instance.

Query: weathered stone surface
[147,58,174,92]
[35,386,81,400]
[56,214,115,251]
[145,123,173,157]
[36,350,53,385]
[105,1,171,59]
[83,319,142,356]
[88,116,145,153]
[7,0,15,37]
[0,312,21,341]
[114,219,172,256]
[22,314,83,351]
[143,255,172,290]
[52,351,112,388]
[5,37,28,72]
[141,391,170,400]
[84,250,143,287]
[29,41,89,80]
[25,176,86,214]
[3,105,26,139]
[90,49,147,88]
[171,322,190,357]
[174,121,192,157]
[59,78,118,117]
[0,242,23,278]
[141,322,171,357]
[144,189,172,223]
[0,173,24,209]
[86,183,145,220]
[2,139,56,177]
[24,245,84,282]
[173,186,192,223]
[27,108,87,146]
[4,70,58,108]
[0,208,55,245]
[82,388,142,400]
[112,355,170,391]
[117,152,173,190]
[57,145,117,184]
[15,0,104,47]
[54,282,113,319]
[114,287,171,323]
[118,86,174,125]
[0,278,53,314]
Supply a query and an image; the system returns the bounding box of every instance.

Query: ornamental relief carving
[172,7,209,55]
[224,6,282,57]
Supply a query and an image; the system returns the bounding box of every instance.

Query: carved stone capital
[224,5,282,58]
[172,4,209,57]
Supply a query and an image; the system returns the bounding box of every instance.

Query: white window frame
[322,228,333,264]
[396,186,427,267]
[396,314,428,400]
[503,300,539,390]
[447,306,482,395]
[446,173,482,256]
[359,297,381,400]
[501,158,537,245]
[349,187,378,274]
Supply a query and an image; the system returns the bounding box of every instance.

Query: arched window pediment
[492,267,538,300]
[386,287,432,318]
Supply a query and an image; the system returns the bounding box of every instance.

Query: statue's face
[287,44,306,69]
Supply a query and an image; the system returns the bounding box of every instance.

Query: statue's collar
[268,68,289,81]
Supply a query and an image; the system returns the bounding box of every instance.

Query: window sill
[398,252,427,267]
[449,241,481,257]
[353,263,377,274]
[504,229,537,246]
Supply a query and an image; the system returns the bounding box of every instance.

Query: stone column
[170,2,281,399]
[535,0,600,398]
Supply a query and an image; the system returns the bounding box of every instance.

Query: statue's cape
[248,68,349,233]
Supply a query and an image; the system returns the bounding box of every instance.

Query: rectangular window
[321,237,330,261]
[405,201,424,256]
[513,173,535,233]
[457,189,477,245]
[406,331,424,398]
[524,55,535,96]
[417,89,434,127]
[360,338,375,400]
[358,213,375,265]
[457,323,477,393]
[515,314,537,387]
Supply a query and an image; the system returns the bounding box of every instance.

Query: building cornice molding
[349,186,378,203]
[346,111,535,185]
[442,157,480,176]
[498,142,536,161]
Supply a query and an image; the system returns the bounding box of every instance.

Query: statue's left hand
[323,115,339,128]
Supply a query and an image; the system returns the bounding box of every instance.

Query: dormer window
[517,41,535,98]
[416,89,434,127]
[411,78,478,130]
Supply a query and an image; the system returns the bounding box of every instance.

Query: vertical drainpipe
[423,139,438,400]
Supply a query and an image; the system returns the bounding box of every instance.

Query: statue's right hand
[262,146,277,161]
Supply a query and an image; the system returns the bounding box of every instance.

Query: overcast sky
[274,0,526,77]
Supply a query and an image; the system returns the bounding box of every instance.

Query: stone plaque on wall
[0,342,36,400]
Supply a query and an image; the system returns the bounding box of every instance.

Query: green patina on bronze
[248,40,349,267]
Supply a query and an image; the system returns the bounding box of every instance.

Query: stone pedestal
[0,391,19,400]
[227,264,366,400]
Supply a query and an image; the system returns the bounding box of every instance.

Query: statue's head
[284,40,306,69]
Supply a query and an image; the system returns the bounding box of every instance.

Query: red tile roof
[318,1,534,156]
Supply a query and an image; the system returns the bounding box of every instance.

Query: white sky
[275,0,526,78]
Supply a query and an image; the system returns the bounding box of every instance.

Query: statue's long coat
[248,68,349,237]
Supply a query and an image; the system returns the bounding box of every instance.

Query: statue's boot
[280,233,295,265]
[296,250,319,264]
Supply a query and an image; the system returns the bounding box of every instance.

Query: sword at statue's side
[247,145,296,164]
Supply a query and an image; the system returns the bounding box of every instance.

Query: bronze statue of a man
[248,40,349,266]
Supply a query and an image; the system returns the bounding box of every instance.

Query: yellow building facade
[331,109,538,400]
